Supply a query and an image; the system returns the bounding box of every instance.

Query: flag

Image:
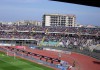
[39,36,45,47]
[63,28,68,34]
[13,26,17,32]
[16,46,26,50]
[65,29,68,32]
[45,28,48,35]
[95,31,99,37]
[62,40,66,47]
[76,32,81,36]
[32,28,35,32]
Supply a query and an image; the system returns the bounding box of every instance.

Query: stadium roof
[51,0,100,7]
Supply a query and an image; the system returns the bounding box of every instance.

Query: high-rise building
[42,14,76,27]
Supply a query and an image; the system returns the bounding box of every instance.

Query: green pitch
[0,52,54,70]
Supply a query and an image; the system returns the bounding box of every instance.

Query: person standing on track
[58,52,61,59]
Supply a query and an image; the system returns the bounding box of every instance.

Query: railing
[0,47,58,69]
[0,46,81,70]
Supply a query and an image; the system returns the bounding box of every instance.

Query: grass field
[0,52,54,70]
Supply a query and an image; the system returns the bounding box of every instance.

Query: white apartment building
[42,14,76,27]
[15,20,42,26]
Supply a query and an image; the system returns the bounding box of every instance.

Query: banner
[16,46,26,50]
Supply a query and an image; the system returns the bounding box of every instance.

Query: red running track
[4,46,100,70]
[25,47,100,70]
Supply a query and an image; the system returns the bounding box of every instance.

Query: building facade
[42,14,76,27]
[15,20,42,26]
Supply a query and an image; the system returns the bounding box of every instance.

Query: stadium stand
[0,24,100,60]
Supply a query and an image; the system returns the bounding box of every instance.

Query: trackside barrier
[43,48,80,70]
[0,47,58,69]
[43,48,71,54]
[0,47,80,70]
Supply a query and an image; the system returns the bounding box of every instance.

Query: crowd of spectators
[0,24,100,49]
[0,32,43,39]
[0,24,100,35]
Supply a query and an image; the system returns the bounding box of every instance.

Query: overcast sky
[0,0,100,26]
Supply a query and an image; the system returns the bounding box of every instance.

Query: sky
[0,0,100,26]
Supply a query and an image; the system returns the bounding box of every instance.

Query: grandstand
[0,24,99,48]
[0,23,100,70]
[0,24,100,55]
